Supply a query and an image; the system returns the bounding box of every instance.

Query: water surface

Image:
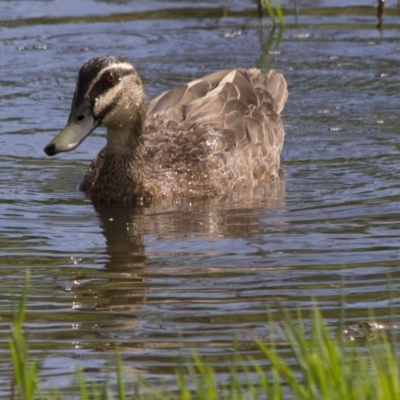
[1,0,400,395]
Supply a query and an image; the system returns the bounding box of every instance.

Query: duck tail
[248,69,288,115]
[265,70,288,115]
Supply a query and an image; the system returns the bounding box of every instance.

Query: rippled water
[1,0,400,396]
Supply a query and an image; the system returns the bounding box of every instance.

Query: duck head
[44,55,146,156]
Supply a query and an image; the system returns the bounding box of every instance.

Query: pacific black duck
[44,55,288,204]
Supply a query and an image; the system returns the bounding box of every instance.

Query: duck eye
[105,73,116,84]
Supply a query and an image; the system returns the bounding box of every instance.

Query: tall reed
[263,0,285,27]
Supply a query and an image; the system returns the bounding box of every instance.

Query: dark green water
[1,0,400,395]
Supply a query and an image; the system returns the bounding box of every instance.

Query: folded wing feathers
[147,67,287,151]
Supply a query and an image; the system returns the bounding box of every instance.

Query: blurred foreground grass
[9,271,400,399]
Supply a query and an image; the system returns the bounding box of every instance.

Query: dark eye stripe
[74,67,134,107]
[95,92,123,121]
[88,69,134,99]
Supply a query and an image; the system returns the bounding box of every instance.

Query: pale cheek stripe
[94,85,123,117]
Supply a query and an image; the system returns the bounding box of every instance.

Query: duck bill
[43,101,100,156]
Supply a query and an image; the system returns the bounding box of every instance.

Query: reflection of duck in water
[86,204,147,313]
[44,55,288,204]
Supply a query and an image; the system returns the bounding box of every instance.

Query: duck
[44,55,288,204]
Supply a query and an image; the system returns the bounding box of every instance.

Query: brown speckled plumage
[44,56,288,204]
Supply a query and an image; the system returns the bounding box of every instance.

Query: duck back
[144,68,288,199]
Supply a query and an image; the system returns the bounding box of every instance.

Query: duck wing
[147,68,287,146]
[145,68,288,195]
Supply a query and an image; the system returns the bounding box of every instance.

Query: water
[1,0,400,395]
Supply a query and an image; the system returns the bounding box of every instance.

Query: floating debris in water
[33,44,48,50]
[223,30,242,38]
[343,321,400,341]
[70,257,82,265]
[291,33,311,40]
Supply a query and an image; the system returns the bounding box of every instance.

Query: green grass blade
[78,368,89,400]
[263,0,276,26]
[115,349,125,400]
[9,270,39,400]
[273,0,285,27]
